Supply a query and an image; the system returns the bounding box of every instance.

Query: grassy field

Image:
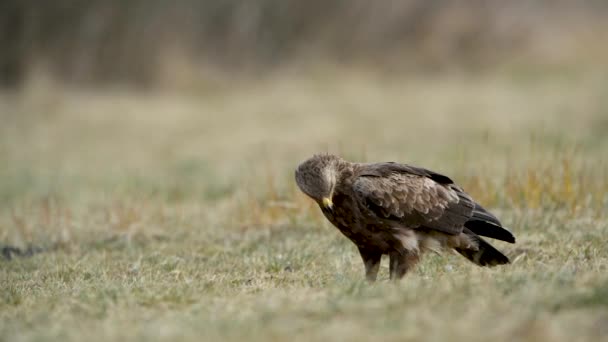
[1,68,608,341]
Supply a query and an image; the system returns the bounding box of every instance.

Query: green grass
[1,69,608,341]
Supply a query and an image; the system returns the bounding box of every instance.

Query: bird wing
[352,163,475,235]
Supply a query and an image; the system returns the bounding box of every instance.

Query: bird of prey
[295,153,515,281]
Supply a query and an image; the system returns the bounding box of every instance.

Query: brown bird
[295,153,515,281]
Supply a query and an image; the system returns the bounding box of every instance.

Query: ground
[1,68,607,341]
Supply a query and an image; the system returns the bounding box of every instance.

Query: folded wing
[352,163,475,235]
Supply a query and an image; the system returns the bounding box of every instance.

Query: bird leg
[357,246,382,282]
[389,251,420,280]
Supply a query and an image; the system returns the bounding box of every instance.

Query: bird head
[295,153,342,210]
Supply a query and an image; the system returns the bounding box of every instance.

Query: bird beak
[322,197,333,210]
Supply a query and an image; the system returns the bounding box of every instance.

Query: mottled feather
[353,164,475,235]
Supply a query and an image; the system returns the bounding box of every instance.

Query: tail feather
[455,228,510,267]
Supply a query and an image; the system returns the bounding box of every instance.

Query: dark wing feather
[471,203,501,226]
[464,203,516,243]
[464,220,516,243]
[353,163,475,235]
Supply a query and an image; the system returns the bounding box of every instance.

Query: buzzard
[295,153,515,281]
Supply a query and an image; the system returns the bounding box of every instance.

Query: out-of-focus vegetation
[1,0,608,87]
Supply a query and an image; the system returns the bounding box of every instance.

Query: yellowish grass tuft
[462,154,607,219]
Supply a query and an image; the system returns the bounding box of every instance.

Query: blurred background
[1,0,607,87]
[1,1,608,237]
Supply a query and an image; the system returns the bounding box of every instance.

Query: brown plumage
[295,153,515,281]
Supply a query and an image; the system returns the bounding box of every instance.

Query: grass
[1,68,608,341]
